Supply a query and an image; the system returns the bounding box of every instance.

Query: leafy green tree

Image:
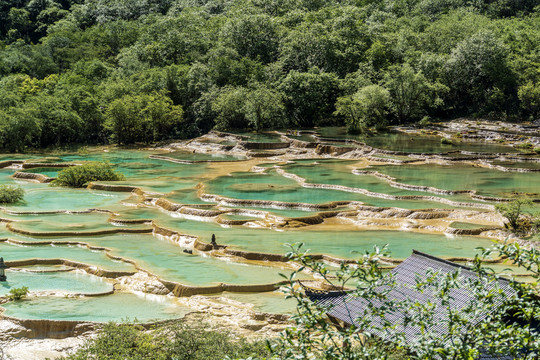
[0,0,537,141]
[105,95,144,145]
[339,66,373,96]
[140,92,184,142]
[366,40,392,71]
[36,5,69,36]
[204,46,264,87]
[271,242,540,359]
[30,94,83,147]
[484,0,538,17]
[7,8,32,42]
[244,83,286,131]
[190,87,220,135]
[383,63,447,123]
[58,85,104,143]
[280,23,340,73]
[0,107,42,152]
[279,68,340,127]
[251,0,302,16]
[335,84,390,134]
[105,92,183,144]
[212,86,248,130]
[132,10,210,66]
[0,40,58,78]
[221,14,279,64]
[71,59,112,82]
[446,30,516,116]
[518,81,540,120]
[65,322,166,360]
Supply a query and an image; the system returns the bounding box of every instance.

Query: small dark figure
[211,234,218,249]
[183,249,193,255]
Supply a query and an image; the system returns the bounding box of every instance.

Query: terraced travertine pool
[0,128,537,326]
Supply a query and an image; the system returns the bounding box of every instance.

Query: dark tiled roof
[307,250,518,360]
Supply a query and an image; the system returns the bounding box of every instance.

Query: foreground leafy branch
[270,243,540,360]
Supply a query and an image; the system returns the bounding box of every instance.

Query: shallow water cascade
[0,127,537,340]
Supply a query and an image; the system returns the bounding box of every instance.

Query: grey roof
[306,250,521,360]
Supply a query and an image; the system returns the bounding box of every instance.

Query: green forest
[0,0,538,150]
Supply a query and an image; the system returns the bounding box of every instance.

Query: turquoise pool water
[0,136,534,321]
[1,292,190,322]
[0,270,112,295]
[316,127,519,154]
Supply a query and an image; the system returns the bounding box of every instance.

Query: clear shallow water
[0,270,112,296]
[371,164,540,197]
[280,160,480,206]
[210,228,490,260]
[287,133,316,142]
[160,150,247,161]
[282,160,423,196]
[84,234,300,286]
[0,242,135,272]
[450,222,484,230]
[8,188,128,211]
[214,291,297,314]
[0,139,535,320]
[206,167,465,209]
[151,217,492,260]
[317,127,519,154]
[364,133,519,154]
[489,161,540,170]
[232,131,284,143]
[164,189,211,204]
[20,167,63,177]
[206,170,370,204]
[1,292,190,322]
[58,149,210,183]
[7,212,148,233]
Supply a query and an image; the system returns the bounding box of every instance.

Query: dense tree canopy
[0,0,538,150]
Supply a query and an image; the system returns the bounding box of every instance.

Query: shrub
[533,147,540,154]
[495,197,534,232]
[63,322,270,360]
[0,185,24,203]
[440,137,453,145]
[53,162,124,187]
[7,286,28,301]
[65,323,163,360]
[515,142,533,151]
[418,116,431,126]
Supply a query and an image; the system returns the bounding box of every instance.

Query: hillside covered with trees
[0,0,538,150]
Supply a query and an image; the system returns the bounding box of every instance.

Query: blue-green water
[0,270,112,295]
[1,292,190,322]
[0,132,535,322]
